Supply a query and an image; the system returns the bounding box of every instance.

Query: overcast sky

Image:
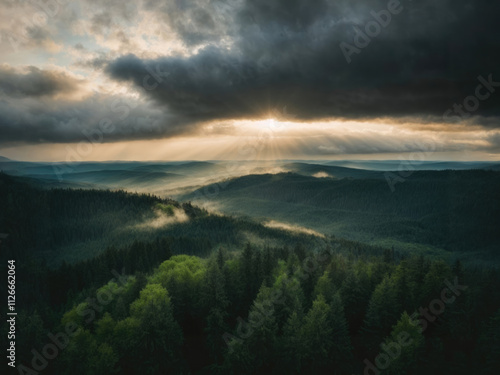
[0,0,499,161]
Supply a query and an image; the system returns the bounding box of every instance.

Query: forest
[1,172,500,374]
[183,169,500,260]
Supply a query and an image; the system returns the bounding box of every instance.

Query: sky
[0,0,499,162]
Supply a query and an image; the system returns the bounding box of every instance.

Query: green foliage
[301,295,334,371]
[382,311,425,375]
[3,173,500,375]
[362,276,400,351]
[155,203,175,216]
[225,284,279,374]
[58,329,119,375]
[185,170,500,256]
[130,284,183,372]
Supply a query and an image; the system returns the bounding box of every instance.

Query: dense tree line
[1,172,500,374]
[4,240,499,375]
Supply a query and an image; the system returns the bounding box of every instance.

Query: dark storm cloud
[0,67,196,145]
[143,0,236,46]
[0,93,193,144]
[0,66,80,98]
[0,65,195,145]
[1,0,499,150]
[107,0,500,125]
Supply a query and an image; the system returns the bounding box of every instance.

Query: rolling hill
[182,170,500,261]
[0,172,331,267]
[283,162,384,179]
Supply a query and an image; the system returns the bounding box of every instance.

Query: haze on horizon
[1,0,500,162]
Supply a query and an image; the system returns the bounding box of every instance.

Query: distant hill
[283,162,383,179]
[130,161,225,175]
[182,170,500,259]
[52,169,183,187]
[0,161,230,193]
[323,159,500,171]
[0,172,330,266]
[0,155,11,161]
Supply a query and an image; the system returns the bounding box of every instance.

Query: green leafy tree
[130,284,184,374]
[58,329,118,375]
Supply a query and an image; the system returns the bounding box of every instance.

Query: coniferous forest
[1,171,500,375]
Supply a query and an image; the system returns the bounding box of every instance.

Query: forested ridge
[184,170,500,256]
[0,172,325,266]
[1,172,500,374]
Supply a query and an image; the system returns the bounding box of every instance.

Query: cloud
[133,207,189,230]
[0,90,196,144]
[264,220,325,238]
[1,0,499,156]
[104,0,500,126]
[312,171,332,178]
[0,65,82,98]
[485,132,500,152]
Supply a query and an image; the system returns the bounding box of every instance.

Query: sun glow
[4,117,500,162]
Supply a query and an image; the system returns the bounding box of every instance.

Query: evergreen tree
[301,295,334,373]
[328,292,353,374]
[478,308,500,374]
[362,276,400,352]
[382,311,425,375]
[202,258,230,363]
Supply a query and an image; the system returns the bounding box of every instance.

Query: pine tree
[382,311,425,375]
[328,292,353,374]
[340,270,366,331]
[301,295,334,372]
[224,285,279,374]
[361,276,400,352]
[281,310,304,373]
[203,258,230,363]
